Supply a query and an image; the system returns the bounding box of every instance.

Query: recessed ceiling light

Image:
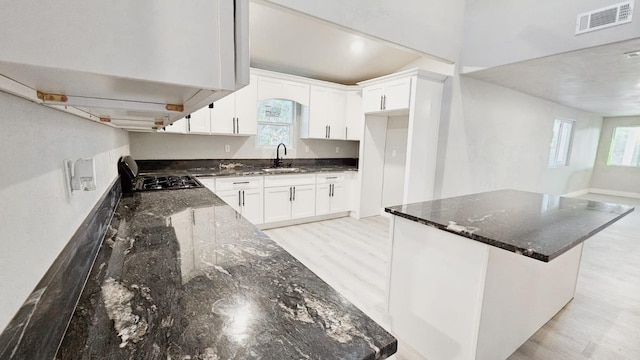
[625,50,640,59]
[350,39,364,54]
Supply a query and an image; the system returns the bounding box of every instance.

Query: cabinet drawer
[264,174,316,188]
[316,173,345,184]
[215,176,263,191]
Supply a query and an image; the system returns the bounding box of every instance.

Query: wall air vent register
[575,1,634,35]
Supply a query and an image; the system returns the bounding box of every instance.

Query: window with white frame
[256,99,294,146]
[607,126,640,167]
[548,118,574,167]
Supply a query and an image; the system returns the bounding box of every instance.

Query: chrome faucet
[275,143,287,167]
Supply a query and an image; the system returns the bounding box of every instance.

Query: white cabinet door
[291,185,316,219]
[345,91,364,141]
[234,74,258,135]
[216,189,242,213]
[241,188,263,224]
[188,106,211,134]
[264,186,292,223]
[362,77,411,113]
[308,86,331,139]
[284,81,310,107]
[330,183,347,213]
[384,77,412,111]
[210,96,235,134]
[162,117,188,133]
[362,84,385,113]
[306,86,346,139]
[315,184,332,216]
[257,76,284,101]
[197,177,216,193]
[328,89,346,139]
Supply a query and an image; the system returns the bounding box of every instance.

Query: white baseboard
[258,212,349,230]
[380,208,392,218]
[562,189,590,198]
[587,188,640,199]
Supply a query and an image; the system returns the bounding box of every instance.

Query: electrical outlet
[392,149,397,157]
[335,147,340,153]
[224,145,230,153]
[305,146,310,153]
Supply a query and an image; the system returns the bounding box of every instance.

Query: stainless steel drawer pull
[233,181,250,184]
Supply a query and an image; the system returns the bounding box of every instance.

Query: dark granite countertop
[385,189,634,262]
[187,164,357,178]
[57,188,396,359]
[136,158,358,178]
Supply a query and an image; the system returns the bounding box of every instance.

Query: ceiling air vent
[575,1,634,35]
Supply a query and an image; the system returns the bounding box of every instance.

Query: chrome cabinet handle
[242,190,245,206]
[238,191,241,207]
[380,95,383,110]
[289,187,292,202]
[293,186,296,201]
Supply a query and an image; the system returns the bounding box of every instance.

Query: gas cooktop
[135,174,203,191]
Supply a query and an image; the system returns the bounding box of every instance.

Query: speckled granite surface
[137,158,358,177]
[385,189,634,262]
[57,188,396,359]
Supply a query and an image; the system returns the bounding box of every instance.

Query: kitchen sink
[262,168,300,173]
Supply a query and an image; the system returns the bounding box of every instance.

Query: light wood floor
[264,194,640,360]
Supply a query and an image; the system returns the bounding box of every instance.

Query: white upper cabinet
[211,74,258,135]
[210,96,236,134]
[257,76,310,106]
[345,90,364,141]
[302,85,346,140]
[362,77,412,114]
[362,84,386,114]
[0,0,249,130]
[161,117,189,134]
[188,106,212,134]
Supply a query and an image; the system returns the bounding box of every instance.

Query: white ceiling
[249,2,422,85]
[463,37,640,117]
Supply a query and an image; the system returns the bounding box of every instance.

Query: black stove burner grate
[135,174,203,191]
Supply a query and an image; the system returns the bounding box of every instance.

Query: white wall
[590,116,640,195]
[382,116,408,207]
[262,0,467,63]
[129,132,358,160]
[460,0,640,69]
[435,76,603,198]
[0,91,130,331]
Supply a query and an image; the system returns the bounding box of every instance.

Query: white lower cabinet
[264,174,316,223]
[196,177,216,193]
[214,176,263,225]
[210,172,354,226]
[316,173,347,215]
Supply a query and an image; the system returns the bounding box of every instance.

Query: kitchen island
[385,189,634,360]
[56,187,396,359]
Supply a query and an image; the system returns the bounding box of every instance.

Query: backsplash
[129,132,359,160]
[0,179,122,360]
